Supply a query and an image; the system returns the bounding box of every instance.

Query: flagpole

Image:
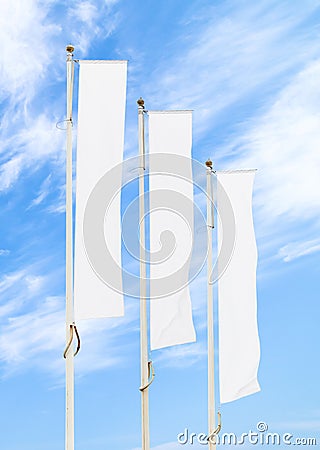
[206,159,216,450]
[137,98,150,450]
[65,44,75,450]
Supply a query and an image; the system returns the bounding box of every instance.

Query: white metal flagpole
[65,44,75,450]
[206,159,217,450]
[137,97,150,450]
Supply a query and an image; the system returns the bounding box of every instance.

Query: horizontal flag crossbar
[147,110,193,114]
[79,60,128,64]
[216,169,257,173]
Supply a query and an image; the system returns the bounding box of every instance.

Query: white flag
[74,61,127,320]
[148,111,196,350]
[217,170,260,403]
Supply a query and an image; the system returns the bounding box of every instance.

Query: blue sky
[1,1,320,449]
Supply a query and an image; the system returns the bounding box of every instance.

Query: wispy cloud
[0,156,24,191]
[0,0,319,386]
[0,264,139,378]
[278,239,320,262]
[0,0,121,194]
[154,342,206,368]
[0,114,64,193]
[0,265,64,375]
[230,59,320,223]
[0,271,25,294]
[0,294,136,378]
[124,0,320,268]
[0,2,126,382]
[0,296,64,368]
[28,174,52,209]
[67,0,120,55]
[0,269,48,319]
[222,58,320,265]
[144,0,320,129]
[0,0,59,105]
[72,302,139,376]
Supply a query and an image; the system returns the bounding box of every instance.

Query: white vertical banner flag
[148,111,196,350]
[74,61,127,320]
[217,170,260,403]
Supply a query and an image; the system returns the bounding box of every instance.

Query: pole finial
[66,44,75,54]
[205,158,213,169]
[137,97,145,108]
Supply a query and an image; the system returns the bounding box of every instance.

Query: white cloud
[278,239,320,262]
[128,0,320,266]
[25,274,46,293]
[0,0,319,383]
[144,0,320,131]
[47,198,66,214]
[0,269,49,319]
[154,342,206,368]
[0,264,139,380]
[0,294,132,377]
[0,264,139,377]
[14,114,64,160]
[0,0,65,191]
[0,271,25,295]
[0,0,119,105]
[0,0,59,104]
[0,156,24,191]
[0,249,10,256]
[0,296,65,379]
[0,114,64,192]
[0,0,121,194]
[68,0,119,55]
[231,60,320,222]
[28,174,52,208]
[73,1,98,24]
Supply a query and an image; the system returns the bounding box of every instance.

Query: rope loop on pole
[56,118,73,130]
[207,411,222,443]
[139,360,155,391]
[63,323,81,358]
[73,324,81,356]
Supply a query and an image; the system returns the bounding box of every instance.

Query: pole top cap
[137,97,145,107]
[66,44,75,54]
[205,159,213,169]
